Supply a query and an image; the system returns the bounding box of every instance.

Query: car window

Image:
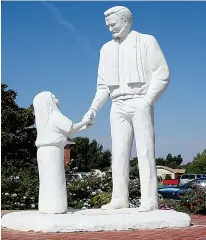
[188,175,196,179]
[181,175,188,179]
[197,174,202,178]
[181,174,195,179]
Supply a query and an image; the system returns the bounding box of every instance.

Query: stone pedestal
[1,208,191,232]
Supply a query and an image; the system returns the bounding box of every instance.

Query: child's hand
[71,119,93,133]
[82,118,93,127]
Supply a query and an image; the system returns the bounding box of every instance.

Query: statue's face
[52,94,60,108]
[105,14,129,39]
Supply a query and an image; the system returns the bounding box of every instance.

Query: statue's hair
[33,91,59,134]
[104,6,132,24]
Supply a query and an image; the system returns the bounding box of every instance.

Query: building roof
[173,168,186,174]
[156,165,185,174]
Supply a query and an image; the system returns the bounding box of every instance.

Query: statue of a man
[83,6,170,211]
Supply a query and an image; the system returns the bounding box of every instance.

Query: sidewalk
[1,211,206,240]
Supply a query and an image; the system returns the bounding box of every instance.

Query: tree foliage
[130,157,139,179]
[156,153,183,169]
[186,150,206,174]
[1,83,38,209]
[1,83,37,173]
[70,137,111,172]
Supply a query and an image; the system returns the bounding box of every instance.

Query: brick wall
[64,144,71,167]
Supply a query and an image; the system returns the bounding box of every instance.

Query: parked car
[158,177,206,200]
[179,174,206,185]
[67,172,89,179]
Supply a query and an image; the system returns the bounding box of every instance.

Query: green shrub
[2,170,139,210]
[3,169,205,215]
[6,169,205,214]
[66,172,113,209]
[129,178,141,199]
[1,168,39,210]
[165,174,172,180]
[91,192,111,208]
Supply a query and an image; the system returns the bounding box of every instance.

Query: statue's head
[104,6,132,40]
[33,91,60,133]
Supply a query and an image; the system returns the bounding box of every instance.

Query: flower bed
[1,171,141,210]
[2,170,205,214]
[158,184,206,214]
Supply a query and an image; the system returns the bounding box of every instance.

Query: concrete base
[1,208,191,233]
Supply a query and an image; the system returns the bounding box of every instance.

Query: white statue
[1,8,192,233]
[83,6,170,211]
[33,91,91,214]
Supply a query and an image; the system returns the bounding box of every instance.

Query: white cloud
[42,1,97,56]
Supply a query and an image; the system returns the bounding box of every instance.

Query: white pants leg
[102,98,157,210]
[110,101,134,205]
[132,98,158,209]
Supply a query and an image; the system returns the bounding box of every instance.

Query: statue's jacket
[90,31,170,111]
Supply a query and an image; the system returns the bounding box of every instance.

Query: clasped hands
[82,108,97,128]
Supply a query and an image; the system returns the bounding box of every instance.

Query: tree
[87,139,104,170]
[130,157,139,179]
[1,83,37,173]
[99,149,112,170]
[156,153,183,169]
[69,137,90,172]
[156,157,166,166]
[70,137,111,172]
[166,153,173,163]
[176,154,183,166]
[186,150,206,174]
[1,84,39,209]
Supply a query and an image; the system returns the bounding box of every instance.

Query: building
[64,138,75,167]
[156,165,186,180]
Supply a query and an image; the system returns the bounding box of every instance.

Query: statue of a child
[33,91,91,214]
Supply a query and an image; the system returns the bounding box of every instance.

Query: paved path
[1,212,206,240]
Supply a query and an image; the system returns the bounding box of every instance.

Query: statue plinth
[2,208,191,232]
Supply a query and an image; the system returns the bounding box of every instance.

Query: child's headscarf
[33,91,60,135]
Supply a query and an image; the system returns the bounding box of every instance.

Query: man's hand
[82,108,97,127]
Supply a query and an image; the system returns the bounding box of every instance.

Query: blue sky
[2,1,206,163]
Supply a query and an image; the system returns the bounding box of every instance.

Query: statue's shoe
[137,204,158,212]
[101,201,129,210]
